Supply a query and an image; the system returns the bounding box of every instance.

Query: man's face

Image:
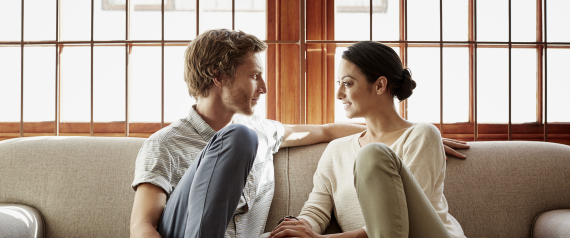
[221,52,266,116]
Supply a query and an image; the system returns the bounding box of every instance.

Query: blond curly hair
[184,29,267,100]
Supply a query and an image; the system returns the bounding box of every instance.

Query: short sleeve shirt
[132,106,285,237]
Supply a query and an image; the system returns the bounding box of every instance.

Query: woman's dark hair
[342,41,416,101]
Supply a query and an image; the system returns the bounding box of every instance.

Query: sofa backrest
[267,141,570,238]
[0,137,145,237]
[1,137,570,237]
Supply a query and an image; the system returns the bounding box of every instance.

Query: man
[130,29,468,238]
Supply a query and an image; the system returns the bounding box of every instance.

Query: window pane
[165,0,196,40]
[60,47,91,122]
[546,49,570,122]
[512,0,536,42]
[442,0,467,41]
[164,46,194,122]
[130,46,161,122]
[443,47,469,123]
[407,0,440,41]
[477,0,508,42]
[546,0,570,42]
[407,47,440,123]
[511,48,536,123]
[199,0,232,35]
[23,46,56,122]
[335,0,370,41]
[477,48,509,123]
[0,1,21,41]
[0,47,21,122]
[61,0,91,41]
[24,0,56,41]
[94,46,126,122]
[131,0,161,40]
[94,0,126,41]
[235,0,266,40]
[372,0,399,41]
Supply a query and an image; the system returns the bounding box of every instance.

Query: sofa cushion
[0,136,146,238]
[0,203,44,238]
[532,209,570,238]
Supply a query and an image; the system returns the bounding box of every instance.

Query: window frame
[0,0,569,146]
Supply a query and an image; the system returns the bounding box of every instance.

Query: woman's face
[336,59,378,119]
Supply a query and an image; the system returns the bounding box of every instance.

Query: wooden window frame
[265,0,570,145]
[1,0,569,146]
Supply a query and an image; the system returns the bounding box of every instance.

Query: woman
[269,41,465,238]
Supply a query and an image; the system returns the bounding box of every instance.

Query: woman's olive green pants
[354,143,452,238]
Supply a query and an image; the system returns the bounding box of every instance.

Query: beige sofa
[1,136,569,238]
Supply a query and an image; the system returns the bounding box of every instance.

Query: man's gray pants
[157,124,259,238]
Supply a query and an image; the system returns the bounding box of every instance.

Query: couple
[130,29,467,238]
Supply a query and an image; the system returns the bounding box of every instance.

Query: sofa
[1,136,569,238]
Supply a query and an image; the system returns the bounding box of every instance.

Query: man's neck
[195,98,234,132]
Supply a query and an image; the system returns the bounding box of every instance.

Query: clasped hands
[269,218,322,238]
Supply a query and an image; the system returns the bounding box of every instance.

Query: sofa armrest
[0,203,45,238]
[533,209,570,238]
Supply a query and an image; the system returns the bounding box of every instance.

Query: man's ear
[212,69,224,88]
[375,76,388,95]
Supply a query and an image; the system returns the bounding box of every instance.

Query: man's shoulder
[233,114,282,134]
[146,118,202,144]
[234,113,269,126]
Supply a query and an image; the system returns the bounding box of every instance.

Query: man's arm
[280,124,366,148]
[130,183,167,238]
[279,123,469,159]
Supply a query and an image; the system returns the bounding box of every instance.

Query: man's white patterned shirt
[132,106,285,237]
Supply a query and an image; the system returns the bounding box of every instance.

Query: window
[0,0,266,139]
[1,0,569,146]
[264,0,570,145]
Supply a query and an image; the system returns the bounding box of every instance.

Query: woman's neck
[359,104,412,146]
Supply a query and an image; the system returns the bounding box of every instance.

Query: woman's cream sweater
[297,123,465,238]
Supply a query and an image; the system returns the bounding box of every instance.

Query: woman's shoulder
[408,123,442,140]
[319,133,360,164]
[329,132,360,146]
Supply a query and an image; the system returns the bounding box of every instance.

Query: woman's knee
[355,143,399,174]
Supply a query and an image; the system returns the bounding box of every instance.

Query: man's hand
[442,138,470,160]
[269,218,322,238]
[130,183,167,238]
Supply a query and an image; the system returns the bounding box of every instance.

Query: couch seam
[286,147,290,215]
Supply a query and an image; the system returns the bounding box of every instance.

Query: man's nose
[258,77,267,94]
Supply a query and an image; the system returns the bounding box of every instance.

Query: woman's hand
[269,218,323,238]
[442,138,470,160]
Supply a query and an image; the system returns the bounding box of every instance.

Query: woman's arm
[402,124,447,198]
[269,218,367,238]
[296,171,334,234]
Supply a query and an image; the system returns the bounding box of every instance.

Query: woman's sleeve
[297,152,335,234]
[402,124,446,199]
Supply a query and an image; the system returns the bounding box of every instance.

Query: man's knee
[217,124,258,154]
[355,143,399,174]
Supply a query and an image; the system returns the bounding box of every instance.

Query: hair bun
[394,68,416,101]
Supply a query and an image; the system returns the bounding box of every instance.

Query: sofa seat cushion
[0,203,44,238]
[533,209,570,238]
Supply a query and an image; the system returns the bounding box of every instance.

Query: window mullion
[56,0,61,136]
[90,0,94,136]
